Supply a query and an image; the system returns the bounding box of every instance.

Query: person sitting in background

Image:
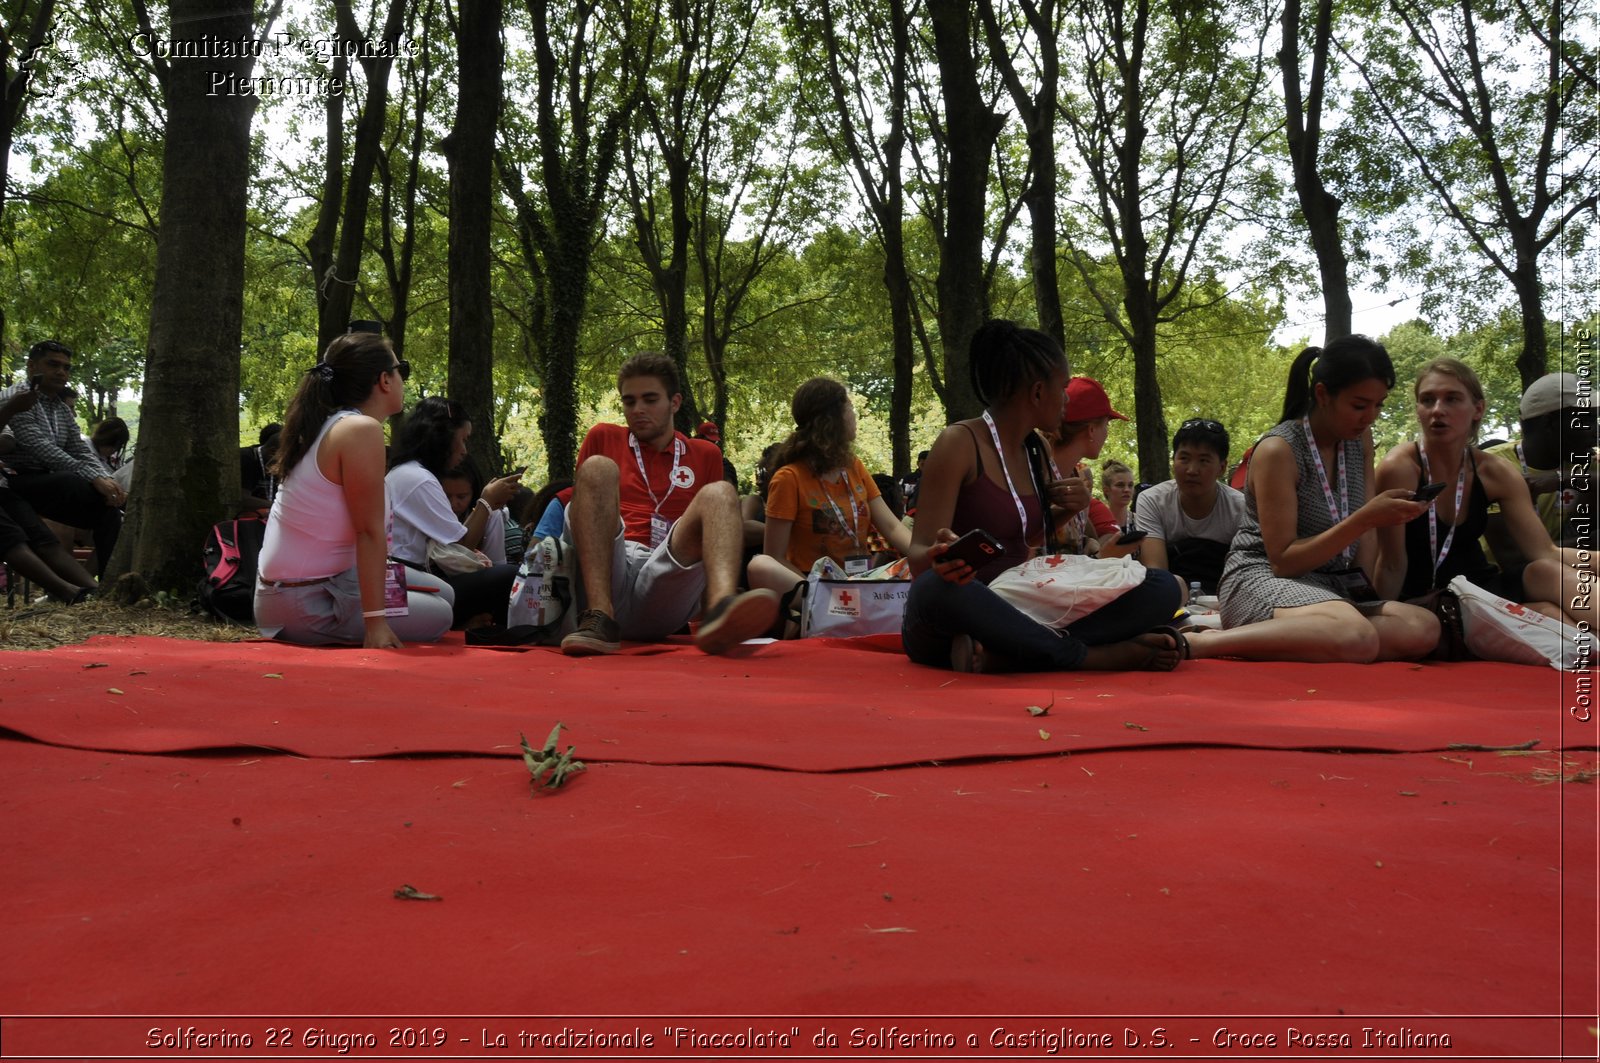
[1183,335,1438,663]
[1483,373,1596,555]
[387,397,522,627]
[561,351,776,656]
[1132,418,1247,598]
[0,390,97,604]
[1048,377,1125,555]
[739,441,779,550]
[502,485,533,564]
[898,449,929,515]
[91,418,133,495]
[696,420,739,487]
[241,423,282,510]
[902,320,1183,674]
[745,378,913,627]
[255,333,453,647]
[526,479,574,542]
[0,341,121,575]
[1101,459,1135,530]
[1375,358,1593,629]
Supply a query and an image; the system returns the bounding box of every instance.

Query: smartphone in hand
[29,375,43,390]
[1412,482,1447,503]
[1114,528,1148,546]
[942,528,1004,570]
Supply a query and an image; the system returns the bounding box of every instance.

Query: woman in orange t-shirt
[748,378,913,607]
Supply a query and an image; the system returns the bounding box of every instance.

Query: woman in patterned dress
[1183,335,1439,662]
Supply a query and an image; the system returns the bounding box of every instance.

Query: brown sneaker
[561,609,621,656]
[694,589,779,655]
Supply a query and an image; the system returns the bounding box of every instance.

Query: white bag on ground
[506,534,573,636]
[987,553,1146,630]
[799,557,911,639]
[1449,575,1585,671]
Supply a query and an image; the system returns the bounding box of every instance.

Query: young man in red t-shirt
[561,352,778,655]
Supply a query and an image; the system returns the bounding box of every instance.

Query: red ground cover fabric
[1,634,1594,1059]
[0,634,1586,768]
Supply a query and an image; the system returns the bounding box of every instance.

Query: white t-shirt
[386,461,469,568]
[1133,480,1247,545]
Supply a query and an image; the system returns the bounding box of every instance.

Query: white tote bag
[506,534,573,636]
[799,557,912,639]
[987,553,1147,629]
[1449,575,1585,671]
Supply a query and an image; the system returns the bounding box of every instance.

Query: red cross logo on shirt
[670,466,695,489]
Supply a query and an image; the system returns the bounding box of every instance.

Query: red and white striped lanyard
[1418,443,1468,576]
[819,467,864,548]
[982,411,1028,538]
[628,433,684,516]
[1301,416,1354,562]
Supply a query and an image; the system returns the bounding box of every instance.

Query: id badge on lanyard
[383,561,410,616]
[650,513,672,549]
[843,554,872,576]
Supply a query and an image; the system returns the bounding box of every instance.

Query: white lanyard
[1301,416,1354,562]
[1419,443,1468,577]
[981,411,1028,537]
[627,433,684,515]
[820,467,863,548]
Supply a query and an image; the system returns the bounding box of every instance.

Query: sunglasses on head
[1180,418,1225,433]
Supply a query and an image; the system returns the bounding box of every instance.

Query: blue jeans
[901,566,1181,671]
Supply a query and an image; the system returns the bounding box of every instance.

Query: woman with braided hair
[901,319,1184,673]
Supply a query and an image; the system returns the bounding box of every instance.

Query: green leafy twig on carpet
[520,722,586,792]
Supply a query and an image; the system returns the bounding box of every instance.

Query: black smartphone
[1115,528,1148,545]
[1412,482,1447,503]
[29,375,42,390]
[942,528,1004,570]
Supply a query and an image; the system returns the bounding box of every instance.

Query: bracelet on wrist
[363,609,387,619]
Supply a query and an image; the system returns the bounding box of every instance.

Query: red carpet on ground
[0,633,1595,1060]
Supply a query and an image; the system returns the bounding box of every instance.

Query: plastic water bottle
[1188,580,1203,606]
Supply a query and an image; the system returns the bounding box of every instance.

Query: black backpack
[198,513,267,624]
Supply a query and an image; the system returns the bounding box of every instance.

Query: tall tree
[978,0,1065,348]
[1279,0,1353,341]
[444,0,505,475]
[304,0,412,350]
[1058,0,1276,483]
[0,0,55,225]
[1345,0,1595,386]
[925,0,1003,422]
[793,0,920,474]
[498,0,653,480]
[372,0,439,357]
[620,0,759,432]
[108,0,280,588]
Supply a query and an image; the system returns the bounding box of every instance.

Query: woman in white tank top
[255,332,453,648]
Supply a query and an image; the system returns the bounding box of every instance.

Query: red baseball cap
[696,421,721,443]
[1064,377,1128,421]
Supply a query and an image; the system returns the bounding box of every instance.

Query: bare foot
[1081,630,1182,672]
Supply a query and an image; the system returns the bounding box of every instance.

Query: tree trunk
[445,0,505,476]
[107,0,258,590]
[1279,0,1352,343]
[1511,255,1548,387]
[927,0,1001,422]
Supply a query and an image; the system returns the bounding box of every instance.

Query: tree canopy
[0,0,1589,587]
